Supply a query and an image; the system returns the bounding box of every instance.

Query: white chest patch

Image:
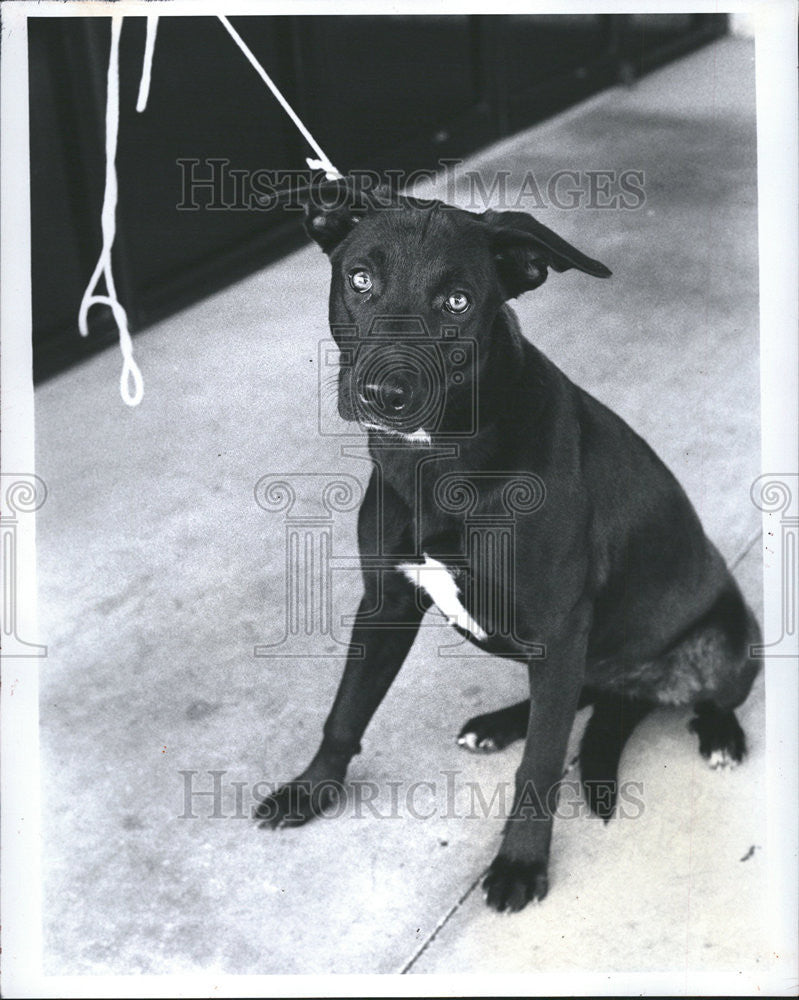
[398,554,487,641]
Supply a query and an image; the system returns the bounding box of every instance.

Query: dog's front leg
[256,570,428,829]
[483,614,588,912]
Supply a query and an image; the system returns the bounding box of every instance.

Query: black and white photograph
[2,1,797,996]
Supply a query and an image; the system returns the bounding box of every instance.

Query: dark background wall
[29,13,727,382]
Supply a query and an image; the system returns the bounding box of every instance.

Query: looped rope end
[120,355,145,407]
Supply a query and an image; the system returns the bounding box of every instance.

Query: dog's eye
[444,291,470,314]
[348,269,373,293]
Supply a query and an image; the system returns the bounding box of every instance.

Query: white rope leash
[136,15,159,114]
[80,15,341,406]
[78,15,152,407]
[217,15,342,180]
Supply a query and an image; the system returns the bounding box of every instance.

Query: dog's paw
[688,707,746,769]
[482,855,549,912]
[457,729,500,753]
[706,748,740,769]
[457,704,527,754]
[254,779,340,829]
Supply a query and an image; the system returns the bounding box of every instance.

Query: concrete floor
[36,37,770,988]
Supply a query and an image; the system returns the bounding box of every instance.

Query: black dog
[256,180,761,913]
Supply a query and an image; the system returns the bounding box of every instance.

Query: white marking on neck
[362,423,431,445]
[398,554,487,641]
[404,428,432,444]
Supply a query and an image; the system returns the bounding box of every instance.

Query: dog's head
[304,178,610,440]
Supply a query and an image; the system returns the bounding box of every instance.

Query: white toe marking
[708,749,738,770]
[398,554,487,641]
[458,732,479,750]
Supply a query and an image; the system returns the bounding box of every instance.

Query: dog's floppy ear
[304,198,360,255]
[481,209,611,298]
[303,178,387,255]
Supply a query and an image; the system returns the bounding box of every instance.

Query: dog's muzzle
[349,343,444,433]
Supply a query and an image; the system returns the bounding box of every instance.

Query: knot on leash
[306,157,344,181]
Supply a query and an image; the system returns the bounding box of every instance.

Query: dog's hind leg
[633,584,762,769]
[579,693,655,820]
[681,591,762,770]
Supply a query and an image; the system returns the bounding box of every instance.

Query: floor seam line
[398,869,485,974]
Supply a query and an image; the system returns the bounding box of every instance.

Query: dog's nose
[358,381,409,413]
